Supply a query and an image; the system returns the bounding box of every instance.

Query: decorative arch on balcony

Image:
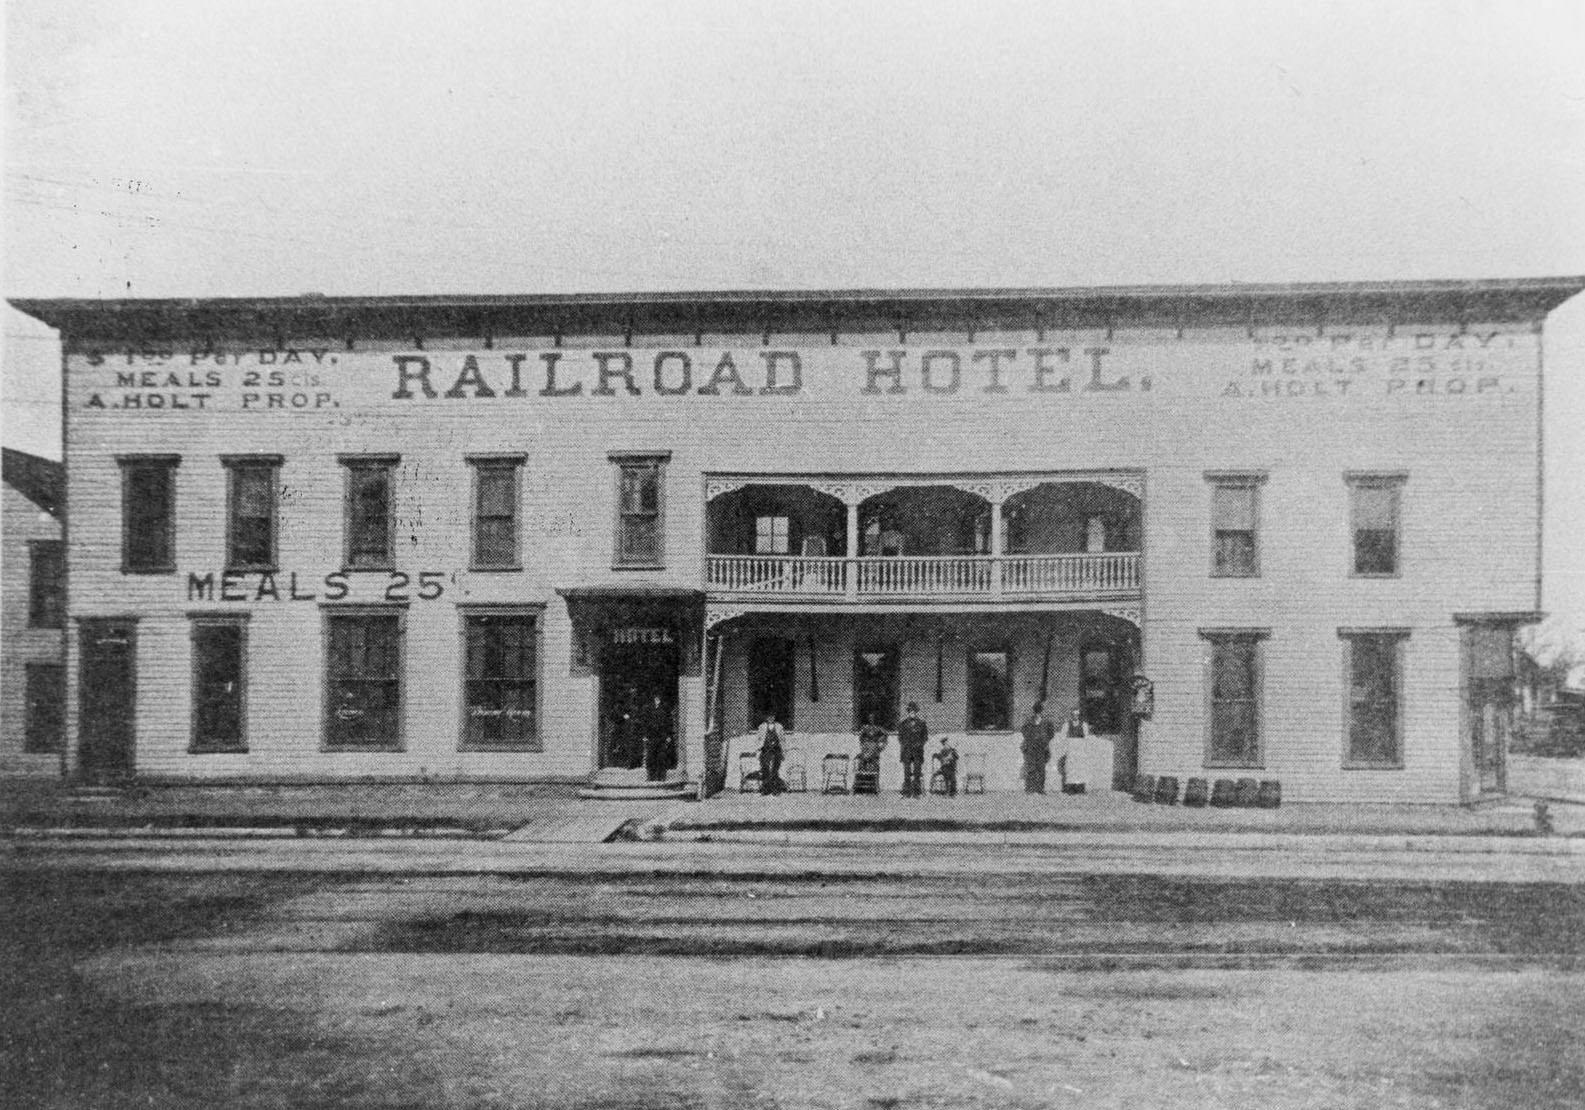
[855,484,992,557]
[706,482,847,557]
[1003,480,1141,556]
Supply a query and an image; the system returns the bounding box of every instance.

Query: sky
[3,0,1584,653]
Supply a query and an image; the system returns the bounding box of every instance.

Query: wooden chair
[783,747,808,793]
[928,751,949,794]
[738,751,762,794]
[963,752,987,795]
[852,758,881,795]
[821,753,850,794]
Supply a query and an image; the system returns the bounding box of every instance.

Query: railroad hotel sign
[12,278,1582,803]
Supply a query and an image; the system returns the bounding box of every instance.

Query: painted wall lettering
[185,570,448,603]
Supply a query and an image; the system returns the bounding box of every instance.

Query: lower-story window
[1202,629,1266,768]
[462,610,540,750]
[325,608,403,750]
[1342,629,1407,768]
[24,663,65,753]
[191,616,248,752]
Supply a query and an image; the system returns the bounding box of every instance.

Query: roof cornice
[12,276,1585,343]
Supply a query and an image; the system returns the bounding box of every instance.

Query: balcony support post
[845,500,860,599]
[990,493,1005,598]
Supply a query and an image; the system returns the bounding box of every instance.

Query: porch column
[845,499,860,599]
[990,492,1005,598]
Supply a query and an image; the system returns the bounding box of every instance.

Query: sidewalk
[3,774,1582,842]
[0,780,649,841]
[649,785,1585,840]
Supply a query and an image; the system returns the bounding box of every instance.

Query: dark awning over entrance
[558,586,704,677]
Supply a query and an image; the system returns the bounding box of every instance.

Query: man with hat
[897,702,929,797]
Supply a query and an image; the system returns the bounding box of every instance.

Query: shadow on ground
[0,871,447,1110]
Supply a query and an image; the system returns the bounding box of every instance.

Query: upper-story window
[28,540,64,628]
[119,455,179,574]
[612,453,668,567]
[223,455,281,571]
[340,455,399,571]
[1348,473,1405,577]
[755,515,790,555]
[1207,472,1265,577]
[469,455,525,570]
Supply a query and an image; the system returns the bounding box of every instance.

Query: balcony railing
[706,552,1139,600]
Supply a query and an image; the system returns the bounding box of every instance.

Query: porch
[704,471,1143,603]
[700,609,1142,796]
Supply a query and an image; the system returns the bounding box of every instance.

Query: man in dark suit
[897,702,929,797]
[1020,701,1056,794]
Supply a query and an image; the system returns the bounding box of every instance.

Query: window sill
[1350,572,1401,580]
[1210,571,1260,580]
[612,563,666,572]
[322,743,405,753]
[122,567,176,576]
[189,745,248,755]
[225,564,279,575]
[458,741,545,754]
[340,565,397,575]
[1342,761,1405,771]
[1204,762,1265,771]
[469,565,523,574]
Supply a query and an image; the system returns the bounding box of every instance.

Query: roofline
[12,275,1585,340]
[13,275,1585,312]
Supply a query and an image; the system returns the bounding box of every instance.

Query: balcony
[704,472,1144,606]
[706,551,1140,602]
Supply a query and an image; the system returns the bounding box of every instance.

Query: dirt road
[3,843,1583,1108]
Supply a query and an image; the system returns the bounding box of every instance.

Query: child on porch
[936,735,959,797]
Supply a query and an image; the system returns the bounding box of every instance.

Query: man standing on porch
[757,713,786,796]
[898,703,929,797]
[1021,702,1056,794]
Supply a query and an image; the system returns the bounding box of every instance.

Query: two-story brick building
[12,277,1582,802]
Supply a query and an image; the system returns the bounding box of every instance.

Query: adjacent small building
[12,277,1583,802]
[2,447,65,777]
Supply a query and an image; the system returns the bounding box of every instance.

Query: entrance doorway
[747,637,796,729]
[853,645,900,730]
[79,619,137,781]
[1465,624,1513,797]
[599,630,680,780]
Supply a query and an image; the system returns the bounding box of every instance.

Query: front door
[79,620,137,781]
[1079,643,1123,733]
[1465,625,1513,797]
[747,637,796,730]
[599,630,680,779]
